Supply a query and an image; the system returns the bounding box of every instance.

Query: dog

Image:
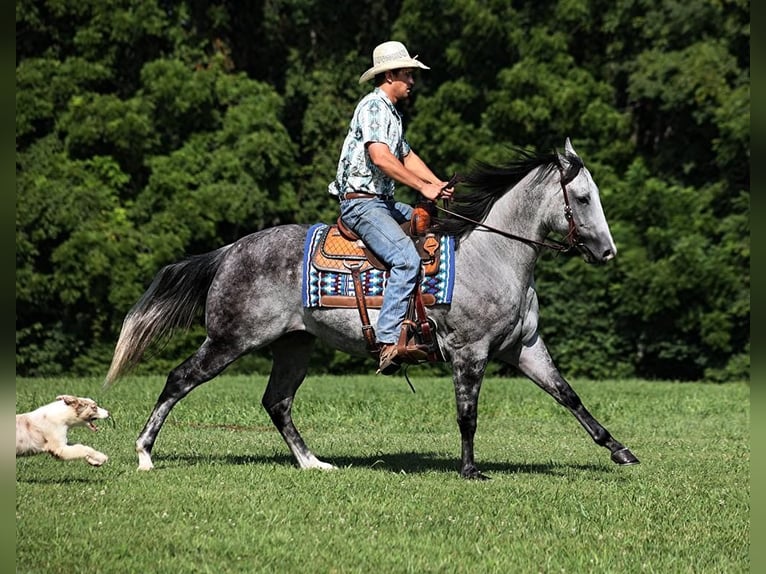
[16,395,110,466]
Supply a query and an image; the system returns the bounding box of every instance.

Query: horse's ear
[564,137,577,157]
[557,138,577,170]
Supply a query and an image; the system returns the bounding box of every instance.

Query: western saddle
[310,201,443,365]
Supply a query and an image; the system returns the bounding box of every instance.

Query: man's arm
[367,142,453,201]
[402,150,441,185]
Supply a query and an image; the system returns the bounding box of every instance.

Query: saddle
[312,217,441,279]
[310,202,443,365]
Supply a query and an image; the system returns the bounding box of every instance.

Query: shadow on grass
[17,475,106,485]
[152,450,614,478]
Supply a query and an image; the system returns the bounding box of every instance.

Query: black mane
[433,148,584,240]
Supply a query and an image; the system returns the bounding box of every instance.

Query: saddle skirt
[302,222,456,309]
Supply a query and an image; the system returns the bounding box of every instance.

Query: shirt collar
[373,87,400,116]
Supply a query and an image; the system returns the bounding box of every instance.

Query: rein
[436,162,581,253]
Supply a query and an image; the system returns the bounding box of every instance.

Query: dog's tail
[104,246,231,387]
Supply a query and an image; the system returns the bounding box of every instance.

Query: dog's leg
[51,444,109,466]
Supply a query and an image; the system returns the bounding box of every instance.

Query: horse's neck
[460,175,553,275]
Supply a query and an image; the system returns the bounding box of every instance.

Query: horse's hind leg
[262,331,334,470]
[512,335,639,465]
[135,338,244,470]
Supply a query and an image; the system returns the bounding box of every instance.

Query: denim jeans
[339,197,419,344]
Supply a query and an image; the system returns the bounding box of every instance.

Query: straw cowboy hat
[358,41,430,84]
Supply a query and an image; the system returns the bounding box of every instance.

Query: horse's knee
[457,417,477,437]
[562,389,582,409]
[549,379,583,410]
[263,396,292,423]
[455,403,478,435]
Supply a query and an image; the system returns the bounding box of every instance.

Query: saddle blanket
[302,223,455,308]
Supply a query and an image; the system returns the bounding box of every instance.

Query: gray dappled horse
[106,138,639,478]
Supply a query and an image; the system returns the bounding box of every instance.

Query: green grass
[16,375,749,573]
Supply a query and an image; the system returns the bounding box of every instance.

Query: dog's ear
[56,395,78,405]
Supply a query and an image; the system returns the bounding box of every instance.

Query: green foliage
[535,255,636,380]
[16,0,749,381]
[407,79,492,174]
[606,159,749,380]
[283,52,366,225]
[136,65,300,250]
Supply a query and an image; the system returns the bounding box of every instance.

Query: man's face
[389,68,416,99]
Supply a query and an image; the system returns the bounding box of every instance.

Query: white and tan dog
[16,395,110,466]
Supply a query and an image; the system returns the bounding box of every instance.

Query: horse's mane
[433,148,584,240]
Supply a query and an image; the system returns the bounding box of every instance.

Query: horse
[105,138,639,479]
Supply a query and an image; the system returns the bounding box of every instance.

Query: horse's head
[554,138,617,264]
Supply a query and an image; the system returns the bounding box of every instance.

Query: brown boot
[377,344,402,375]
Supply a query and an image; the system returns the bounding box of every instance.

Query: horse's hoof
[311,462,337,471]
[300,457,336,471]
[136,449,154,471]
[461,466,491,480]
[611,447,640,465]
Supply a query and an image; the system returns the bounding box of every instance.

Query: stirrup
[377,340,431,375]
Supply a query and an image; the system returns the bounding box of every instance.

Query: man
[328,40,454,375]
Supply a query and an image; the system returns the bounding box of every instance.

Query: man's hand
[419,180,454,201]
[419,182,449,201]
[439,179,455,200]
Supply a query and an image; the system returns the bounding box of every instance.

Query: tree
[16,0,749,380]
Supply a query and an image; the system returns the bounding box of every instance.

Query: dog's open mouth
[87,413,114,430]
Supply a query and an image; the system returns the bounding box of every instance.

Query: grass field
[16,374,749,573]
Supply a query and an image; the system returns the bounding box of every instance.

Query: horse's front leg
[510,334,639,465]
[452,351,491,480]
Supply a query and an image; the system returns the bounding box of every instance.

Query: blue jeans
[340,197,419,345]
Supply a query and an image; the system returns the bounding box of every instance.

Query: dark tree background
[16,0,749,381]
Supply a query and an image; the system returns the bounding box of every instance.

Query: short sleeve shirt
[328,88,411,198]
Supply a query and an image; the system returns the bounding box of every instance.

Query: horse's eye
[576,196,590,205]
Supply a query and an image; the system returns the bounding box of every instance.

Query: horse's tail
[104,245,232,387]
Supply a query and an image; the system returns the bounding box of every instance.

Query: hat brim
[358,58,430,84]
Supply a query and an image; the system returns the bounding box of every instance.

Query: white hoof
[297,455,337,471]
[136,449,154,471]
[307,459,337,471]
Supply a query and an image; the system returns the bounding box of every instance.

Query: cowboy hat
[358,41,430,84]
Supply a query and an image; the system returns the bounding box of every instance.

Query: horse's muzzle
[576,242,616,265]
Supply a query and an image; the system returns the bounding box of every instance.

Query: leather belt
[341,192,392,201]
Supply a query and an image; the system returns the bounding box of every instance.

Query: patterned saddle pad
[302,223,455,309]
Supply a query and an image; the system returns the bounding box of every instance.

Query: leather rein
[435,163,582,254]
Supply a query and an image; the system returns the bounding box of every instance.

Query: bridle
[556,159,582,250]
[435,160,583,254]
